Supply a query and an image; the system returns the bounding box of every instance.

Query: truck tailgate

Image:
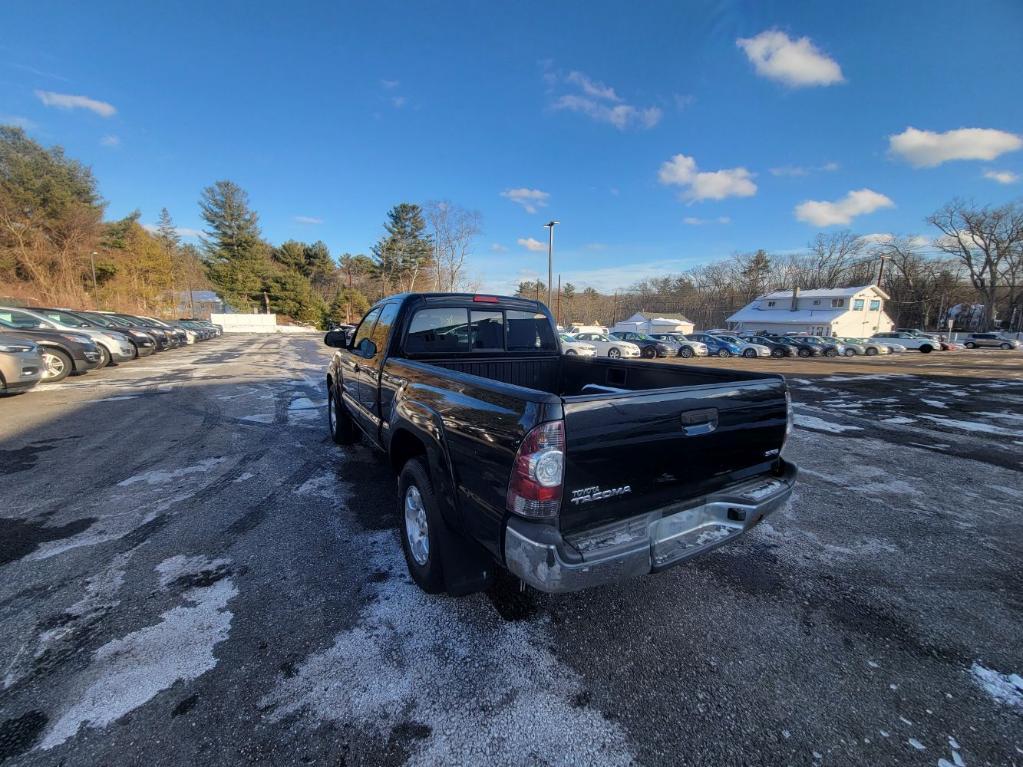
[559,379,788,534]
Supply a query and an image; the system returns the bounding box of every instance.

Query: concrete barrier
[210,313,319,334]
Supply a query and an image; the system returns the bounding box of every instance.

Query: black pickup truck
[324,293,796,596]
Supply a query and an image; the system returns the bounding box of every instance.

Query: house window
[869,299,881,311]
[767,301,776,308]
[852,299,864,311]
[813,299,821,306]
[831,298,844,307]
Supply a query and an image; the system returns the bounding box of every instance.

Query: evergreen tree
[371,203,433,293]
[199,180,270,310]
[155,207,180,252]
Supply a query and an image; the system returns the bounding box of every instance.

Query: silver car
[0,306,136,366]
[0,336,44,394]
[963,333,1022,350]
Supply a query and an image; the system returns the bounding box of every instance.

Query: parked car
[754,334,820,358]
[132,315,189,346]
[870,332,941,353]
[962,333,1022,350]
[95,312,176,350]
[0,335,44,394]
[559,333,596,357]
[0,320,104,381]
[741,335,801,358]
[46,308,158,358]
[0,306,136,366]
[787,335,845,357]
[707,333,772,359]
[688,332,744,358]
[882,342,907,353]
[609,331,677,358]
[323,292,797,595]
[570,332,642,359]
[835,337,891,356]
[649,333,709,358]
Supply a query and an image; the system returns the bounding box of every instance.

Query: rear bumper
[504,460,797,593]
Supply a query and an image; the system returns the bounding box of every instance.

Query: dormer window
[831,298,845,307]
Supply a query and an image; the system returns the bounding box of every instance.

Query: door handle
[353,363,361,373]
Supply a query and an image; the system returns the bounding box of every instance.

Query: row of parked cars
[558,328,1021,360]
[0,305,222,395]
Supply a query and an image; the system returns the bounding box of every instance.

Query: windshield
[0,309,52,329]
[80,312,118,328]
[713,334,741,343]
[35,309,92,327]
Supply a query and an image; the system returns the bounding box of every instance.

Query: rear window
[506,310,557,351]
[405,307,556,354]
[406,308,469,353]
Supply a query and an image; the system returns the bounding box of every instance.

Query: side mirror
[356,338,377,357]
[323,330,347,348]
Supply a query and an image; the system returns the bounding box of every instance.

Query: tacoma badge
[570,485,632,505]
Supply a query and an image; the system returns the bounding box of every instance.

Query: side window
[869,300,881,311]
[767,301,776,307]
[853,299,864,311]
[367,303,400,357]
[351,307,382,355]
[406,308,469,353]
[832,298,845,308]
[470,310,504,350]
[506,310,557,351]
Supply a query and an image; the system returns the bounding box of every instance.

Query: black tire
[771,348,784,358]
[641,346,656,359]
[865,347,878,356]
[742,348,756,358]
[919,345,933,354]
[41,348,72,382]
[608,347,621,359]
[679,346,694,358]
[798,348,811,358]
[825,349,838,358]
[1000,343,1012,350]
[565,349,577,356]
[398,457,446,594]
[97,345,112,368]
[718,349,731,358]
[128,342,139,360]
[964,342,976,349]
[844,348,856,357]
[328,382,358,445]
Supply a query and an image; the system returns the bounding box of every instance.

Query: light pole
[90,251,98,294]
[544,220,559,309]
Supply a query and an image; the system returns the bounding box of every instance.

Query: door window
[470,310,504,350]
[367,303,400,358]
[351,307,382,356]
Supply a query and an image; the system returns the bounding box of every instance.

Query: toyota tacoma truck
[324,293,796,596]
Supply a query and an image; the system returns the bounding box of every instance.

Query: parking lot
[1,335,1021,766]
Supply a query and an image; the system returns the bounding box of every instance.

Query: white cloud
[547,68,661,131]
[858,233,894,245]
[658,154,757,202]
[390,96,407,108]
[1,115,36,130]
[683,216,731,225]
[795,189,894,226]
[380,79,400,89]
[888,127,1023,168]
[770,162,839,177]
[501,187,550,214]
[984,169,1019,184]
[736,30,844,87]
[489,243,508,253]
[35,90,116,117]
[142,223,203,239]
[517,237,547,252]
[100,135,120,147]
[294,216,323,224]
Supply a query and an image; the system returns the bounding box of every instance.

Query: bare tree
[789,231,868,288]
[425,200,482,292]
[928,199,1023,328]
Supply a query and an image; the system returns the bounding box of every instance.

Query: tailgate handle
[680,408,718,436]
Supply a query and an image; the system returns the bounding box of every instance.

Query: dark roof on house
[172,290,223,303]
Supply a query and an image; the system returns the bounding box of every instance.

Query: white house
[613,311,695,335]
[726,286,894,337]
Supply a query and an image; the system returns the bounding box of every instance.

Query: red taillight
[506,421,565,519]
[473,295,500,303]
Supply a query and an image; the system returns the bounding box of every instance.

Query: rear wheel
[565,349,577,356]
[1000,343,1012,350]
[771,348,784,358]
[641,346,656,359]
[717,349,731,358]
[41,349,72,382]
[679,346,694,358]
[964,342,976,349]
[742,348,756,358]
[398,457,445,594]
[607,347,621,359]
[865,347,878,356]
[920,345,933,354]
[797,348,811,358]
[328,383,358,445]
[825,349,838,357]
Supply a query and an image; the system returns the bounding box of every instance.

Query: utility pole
[876,255,888,287]
[556,274,561,327]
[544,220,559,309]
[90,251,98,294]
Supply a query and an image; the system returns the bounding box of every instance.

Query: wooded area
[2,124,1021,332]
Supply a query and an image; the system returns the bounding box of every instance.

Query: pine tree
[371,203,433,293]
[155,207,180,252]
[199,180,269,310]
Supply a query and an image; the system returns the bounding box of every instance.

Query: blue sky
[3,0,1022,293]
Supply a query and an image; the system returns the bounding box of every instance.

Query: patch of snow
[969,662,1023,710]
[155,554,231,588]
[39,572,237,749]
[918,415,1023,438]
[920,398,948,409]
[295,472,341,501]
[975,410,1023,423]
[882,416,915,425]
[899,716,914,726]
[92,395,139,403]
[793,413,863,433]
[240,414,274,424]
[117,457,226,487]
[908,738,925,750]
[867,660,880,668]
[233,472,254,483]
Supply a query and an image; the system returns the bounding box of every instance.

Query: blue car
[689,333,744,358]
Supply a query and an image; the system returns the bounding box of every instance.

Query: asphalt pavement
[1,336,1021,766]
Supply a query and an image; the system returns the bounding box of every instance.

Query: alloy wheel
[404,484,429,566]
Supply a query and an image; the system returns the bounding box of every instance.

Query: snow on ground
[793,413,863,433]
[969,662,1023,711]
[39,560,238,750]
[117,457,226,487]
[917,415,1023,438]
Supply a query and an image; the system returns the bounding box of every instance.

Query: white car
[570,332,642,359]
[869,332,941,353]
[709,333,772,358]
[559,334,596,357]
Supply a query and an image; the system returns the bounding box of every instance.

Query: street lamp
[543,220,559,309]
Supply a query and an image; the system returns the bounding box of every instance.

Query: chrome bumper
[504,460,797,593]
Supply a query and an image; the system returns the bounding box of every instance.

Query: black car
[649,333,704,358]
[608,331,675,358]
[0,322,103,381]
[780,335,840,357]
[98,312,178,350]
[52,309,158,358]
[744,335,803,358]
